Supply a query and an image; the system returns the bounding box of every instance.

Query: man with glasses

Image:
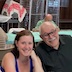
[35,21,72,72]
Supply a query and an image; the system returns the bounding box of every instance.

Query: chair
[1,0,27,32]
[1,0,27,22]
[0,27,14,64]
[0,27,7,41]
[0,44,14,64]
[8,28,25,33]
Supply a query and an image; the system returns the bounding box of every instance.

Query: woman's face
[16,35,33,57]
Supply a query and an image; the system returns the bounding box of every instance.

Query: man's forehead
[41,22,55,32]
[41,22,54,28]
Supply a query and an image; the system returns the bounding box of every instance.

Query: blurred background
[0,0,72,32]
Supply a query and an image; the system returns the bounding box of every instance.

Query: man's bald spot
[39,21,56,34]
[41,21,56,29]
[44,14,53,21]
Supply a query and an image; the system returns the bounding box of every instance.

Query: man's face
[40,24,59,48]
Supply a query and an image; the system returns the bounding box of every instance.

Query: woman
[1,30,44,72]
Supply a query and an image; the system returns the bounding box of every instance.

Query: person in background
[35,21,72,72]
[32,14,56,32]
[1,30,44,72]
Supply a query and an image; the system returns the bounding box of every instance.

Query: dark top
[35,35,72,72]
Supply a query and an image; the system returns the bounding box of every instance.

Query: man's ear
[57,27,60,32]
[40,35,42,39]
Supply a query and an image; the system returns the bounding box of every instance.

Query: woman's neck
[17,57,30,72]
[18,56,30,64]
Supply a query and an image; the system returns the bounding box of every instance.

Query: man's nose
[48,33,53,38]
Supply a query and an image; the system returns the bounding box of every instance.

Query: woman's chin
[23,53,31,57]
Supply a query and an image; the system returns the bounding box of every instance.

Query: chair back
[8,28,25,33]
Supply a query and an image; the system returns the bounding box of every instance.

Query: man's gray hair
[39,21,60,34]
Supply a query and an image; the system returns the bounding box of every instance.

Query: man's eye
[29,42,33,44]
[44,34,48,36]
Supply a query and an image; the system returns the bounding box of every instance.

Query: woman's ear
[15,40,18,46]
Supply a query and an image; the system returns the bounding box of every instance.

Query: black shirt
[35,35,72,72]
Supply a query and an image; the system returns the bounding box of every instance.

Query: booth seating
[8,28,25,33]
[6,29,72,44]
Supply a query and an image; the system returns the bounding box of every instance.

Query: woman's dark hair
[11,30,35,58]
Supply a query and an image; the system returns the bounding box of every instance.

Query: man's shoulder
[36,41,46,50]
[36,41,44,45]
[37,20,44,23]
[60,35,72,39]
[35,41,46,56]
[60,35,72,42]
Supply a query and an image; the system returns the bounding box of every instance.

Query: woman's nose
[25,44,29,48]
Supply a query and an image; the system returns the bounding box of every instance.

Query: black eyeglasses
[41,29,57,38]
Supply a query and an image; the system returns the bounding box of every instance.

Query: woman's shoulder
[3,52,14,60]
[1,52,15,67]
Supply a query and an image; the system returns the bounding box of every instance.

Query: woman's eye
[21,42,33,45]
[22,42,25,44]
